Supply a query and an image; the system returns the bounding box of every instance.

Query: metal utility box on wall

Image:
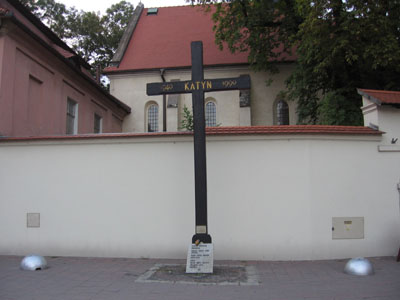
[332,217,364,239]
[27,213,40,228]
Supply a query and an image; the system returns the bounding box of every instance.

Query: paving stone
[0,255,399,300]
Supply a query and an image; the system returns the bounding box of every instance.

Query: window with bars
[276,100,289,125]
[205,101,217,127]
[94,114,102,134]
[147,104,159,132]
[66,99,78,134]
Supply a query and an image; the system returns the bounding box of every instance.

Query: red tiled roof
[105,5,295,73]
[205,125,381,135]
[358,89,400,105]
[0,125,381,141]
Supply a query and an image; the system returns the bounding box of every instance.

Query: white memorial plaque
[186,243,213,273]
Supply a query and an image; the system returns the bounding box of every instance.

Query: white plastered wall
[361,97,400,145]
[108,64,296,133]
[0,133,399,260]
[376,106,400,145]
[109,72,163,133]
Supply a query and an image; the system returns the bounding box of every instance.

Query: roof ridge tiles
[145,5,193,9]
[359,88,400,94]
[0,125,381,142]
[358,88,400,105]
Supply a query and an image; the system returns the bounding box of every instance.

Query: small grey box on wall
[332,217,364,239]
[27,213,40,228]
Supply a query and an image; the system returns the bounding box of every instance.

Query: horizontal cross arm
[147,81,192,96]
[146,75,251,96]
[208,75,251,92]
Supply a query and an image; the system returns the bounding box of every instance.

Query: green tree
[195,0,400,125]
[67,1,134,71]
[289,0,400,125]
[20,0,71,38]
[20,0,134,84]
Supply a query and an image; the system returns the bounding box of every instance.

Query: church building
[104,4,297,133]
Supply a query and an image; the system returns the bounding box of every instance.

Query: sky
[57,0,189,14]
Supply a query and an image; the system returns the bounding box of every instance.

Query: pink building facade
[0,0,131,137]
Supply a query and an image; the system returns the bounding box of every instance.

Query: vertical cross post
[190,42,211,243]
[146,41,250,246]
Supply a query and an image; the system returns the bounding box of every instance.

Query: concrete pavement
[0,255,399,300]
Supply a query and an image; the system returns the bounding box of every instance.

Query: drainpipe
[96,65,101,84]
[397,181,400,262]
[160,69,166,132]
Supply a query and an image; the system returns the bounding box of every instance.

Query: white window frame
[205,100,217,127]
[94,114,103,134]
[146,102,159,132]
[66,98,78,135]
[276,99,289,125]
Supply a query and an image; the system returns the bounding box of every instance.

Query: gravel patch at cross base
[137,264,259,285]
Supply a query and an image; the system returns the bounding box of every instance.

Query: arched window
[147,103,158,132]
[276,100,289,125]
[205,101,216,127]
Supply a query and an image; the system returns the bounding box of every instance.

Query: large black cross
[147,41,250,244]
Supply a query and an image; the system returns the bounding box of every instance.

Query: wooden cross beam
[147,41,251,244]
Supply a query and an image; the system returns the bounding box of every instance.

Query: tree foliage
[20,0,71,38]
[195,0,400,125]
[20,0,133,80]
[66,1,134,71]
[180,105,194,131]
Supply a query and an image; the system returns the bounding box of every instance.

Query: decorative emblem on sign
[162,84,174,92]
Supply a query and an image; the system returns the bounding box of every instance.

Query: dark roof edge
[357,89,382,106]
[109,3,144,67]
[7,0,90,69]
[2,14,131,114]
[104,61,296,75]
[104,64,241,75]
